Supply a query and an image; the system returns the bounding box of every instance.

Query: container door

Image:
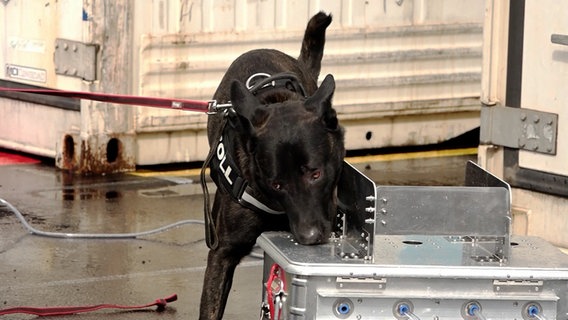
[517,0,568,188]
[503,0,568,197]
[479,0,568,247]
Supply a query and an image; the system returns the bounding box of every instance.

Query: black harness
[209,124,285,215]
[246,72,307,98]
[202,72,307,249]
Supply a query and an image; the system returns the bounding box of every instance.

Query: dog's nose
[296,227,325,245]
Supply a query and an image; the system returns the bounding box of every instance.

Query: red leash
[0,86,230,113]
[0,294,177,317]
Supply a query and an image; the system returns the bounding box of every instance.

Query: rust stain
[59,136,134,175]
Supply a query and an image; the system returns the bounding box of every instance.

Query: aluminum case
[258,161,568,319]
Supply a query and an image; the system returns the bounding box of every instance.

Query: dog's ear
[305,74,339,131]
[231,80,268,137]
[230,80,259,120]
[230,80,270,129]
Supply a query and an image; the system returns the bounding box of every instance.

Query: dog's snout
[295,226,326,245]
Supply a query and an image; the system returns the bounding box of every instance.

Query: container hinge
[480,104,558,155]
[336,276,386,290]
[493,279,544,294]
[54,38,99,81]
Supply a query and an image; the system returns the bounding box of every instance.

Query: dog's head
[229,74,344,245]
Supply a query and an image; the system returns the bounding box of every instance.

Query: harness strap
[241,188,284,215]
[208,113,284,216]
[0,294,177,317]
[246,72,307,98]
[201,117,227,250]
[202,113,286,251]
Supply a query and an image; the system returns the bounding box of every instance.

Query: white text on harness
[216,136,234,185]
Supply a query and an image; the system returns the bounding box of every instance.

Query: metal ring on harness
[246,73,272,90]
[247,72,308,98]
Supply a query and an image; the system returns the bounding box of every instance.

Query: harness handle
[201,115,229,250]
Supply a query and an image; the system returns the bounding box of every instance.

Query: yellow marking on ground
[130,168,207,178]
[346,147,478,164]
[130,147,478,177]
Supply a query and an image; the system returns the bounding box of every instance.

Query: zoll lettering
[216,136,233,185]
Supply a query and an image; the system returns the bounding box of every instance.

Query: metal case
[259,161,568,319]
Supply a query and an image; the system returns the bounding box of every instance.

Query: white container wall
[1,0,485,171]
[478,0,568,247]
[0,0,83,159]
[0,0,137,173]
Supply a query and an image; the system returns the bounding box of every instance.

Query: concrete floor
[0,149,476,319]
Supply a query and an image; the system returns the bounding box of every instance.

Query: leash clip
[207,100,233,114]
[259,302,271,320]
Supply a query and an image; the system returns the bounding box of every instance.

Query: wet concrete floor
[0,149,476,319]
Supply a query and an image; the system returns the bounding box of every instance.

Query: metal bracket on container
[336,161,377,261]
[336,276,386,290]
[480,104,558,155]
[54,38,98,81]
[493,279,543,294]
[551,34,568,46]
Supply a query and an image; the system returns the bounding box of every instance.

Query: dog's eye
[311,170,321,180]
[271,182,282,191]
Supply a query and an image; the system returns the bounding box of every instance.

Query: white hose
[0,197,203,239]
[0,197,264,258]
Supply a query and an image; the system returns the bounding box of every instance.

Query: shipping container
[0,0,484,173]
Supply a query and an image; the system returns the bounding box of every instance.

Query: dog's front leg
[199,245,246,320]
[199,197,261,320]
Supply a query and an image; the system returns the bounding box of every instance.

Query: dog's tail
[299,12,332,81]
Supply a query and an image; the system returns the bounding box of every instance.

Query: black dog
[200,12,344,320]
